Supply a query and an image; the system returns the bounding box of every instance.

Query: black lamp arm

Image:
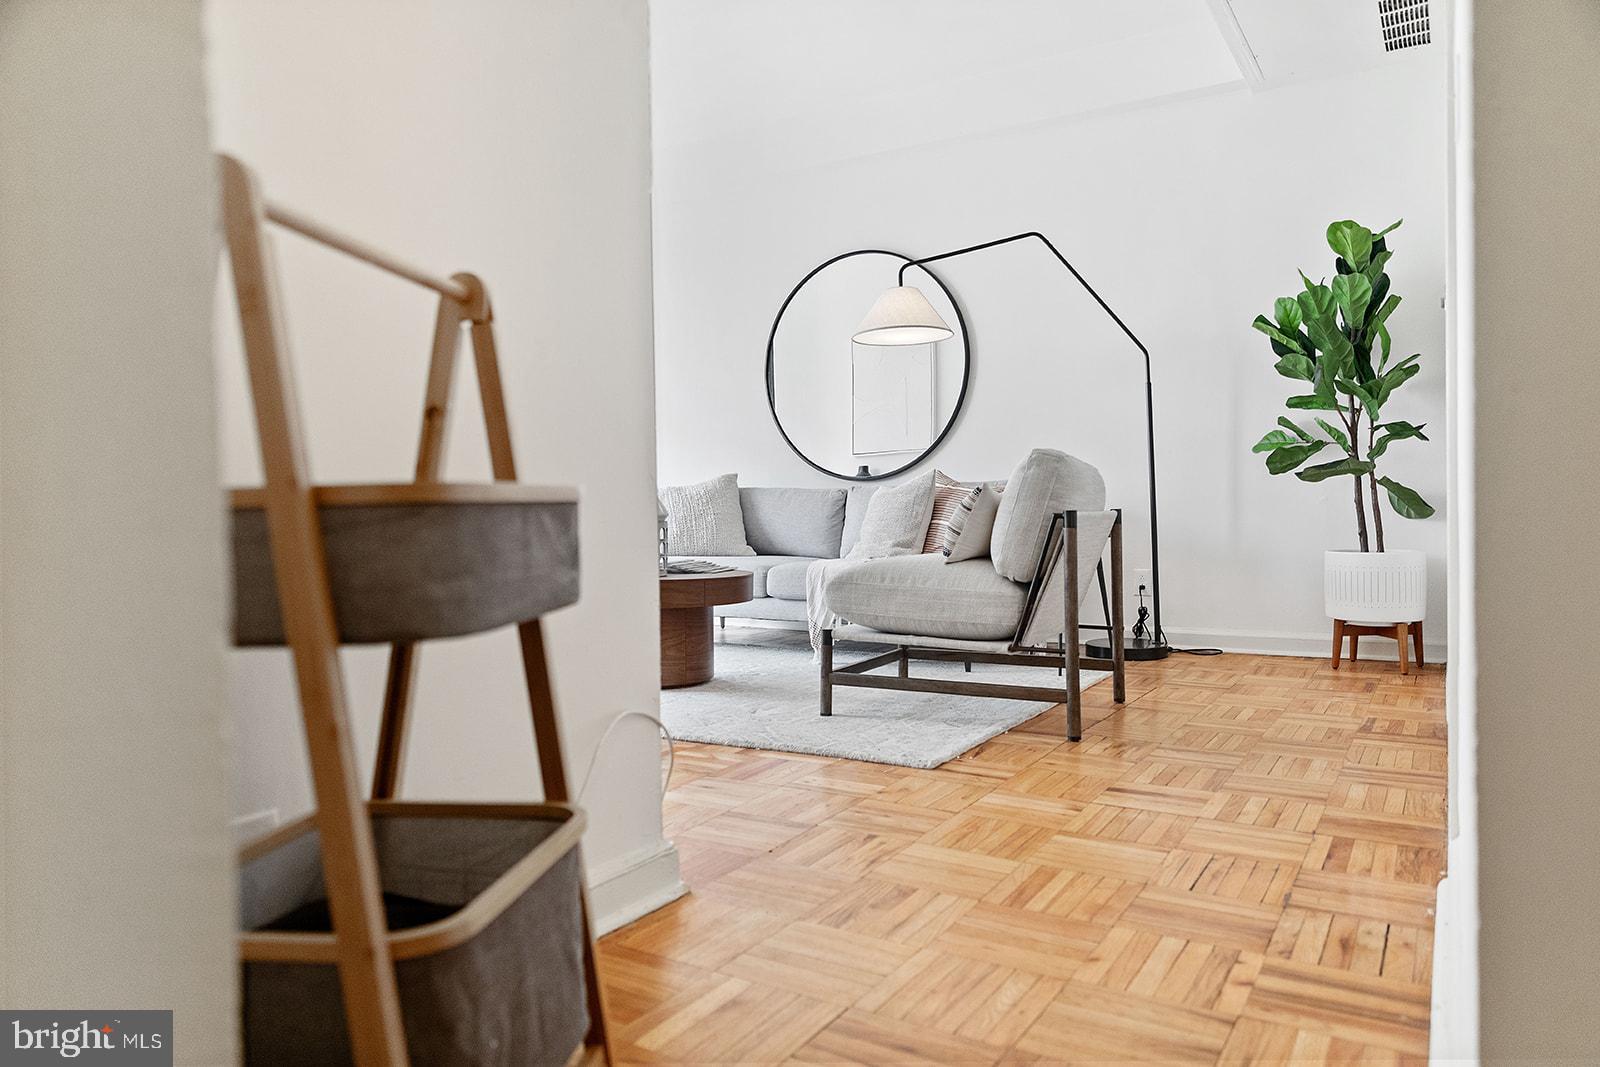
[896,230,1165,648]
[897,231,1150,384]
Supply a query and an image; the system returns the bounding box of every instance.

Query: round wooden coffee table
[659,570,754,688]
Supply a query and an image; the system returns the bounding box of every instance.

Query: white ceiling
[1223,0,1429,83]
[652,0,1233,149]
[650,0,1439,195]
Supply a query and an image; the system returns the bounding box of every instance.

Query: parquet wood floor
[600,633,1445,1064]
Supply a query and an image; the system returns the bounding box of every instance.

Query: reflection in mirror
[766,250,967,481]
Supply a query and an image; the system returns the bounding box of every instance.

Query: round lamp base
[1085,635,1170,662]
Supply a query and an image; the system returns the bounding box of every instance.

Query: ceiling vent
[1378,0,1432,52]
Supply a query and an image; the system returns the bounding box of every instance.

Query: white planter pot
[1324,549,1427,623]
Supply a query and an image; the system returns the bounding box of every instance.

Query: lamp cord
[576,710,676,804]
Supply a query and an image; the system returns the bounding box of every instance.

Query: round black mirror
[765,249,969,482]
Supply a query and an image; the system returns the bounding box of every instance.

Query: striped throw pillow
[922,471,979,553]
[942,482,1003,562]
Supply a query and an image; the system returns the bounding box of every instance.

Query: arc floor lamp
[852,231,1170,660]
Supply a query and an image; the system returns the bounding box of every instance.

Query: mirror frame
[764,248,970,483]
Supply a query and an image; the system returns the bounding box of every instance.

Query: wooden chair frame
[219,154,611,1067]
[821,509,1128,741]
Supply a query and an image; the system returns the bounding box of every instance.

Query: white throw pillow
[660,474,755,556]
[845,473,936,559]
[943,483,1003,562]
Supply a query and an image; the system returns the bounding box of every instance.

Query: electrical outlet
[1132,569,1153,597]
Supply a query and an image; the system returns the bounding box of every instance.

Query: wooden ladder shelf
[220,154,611,1066]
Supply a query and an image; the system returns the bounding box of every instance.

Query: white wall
[0,3,235,1061]
[1472,0,1600,1057]
[206,0,679,929]
[653,38,1450,656]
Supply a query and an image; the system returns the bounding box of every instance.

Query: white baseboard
[1429,836,1478,1062]
[1162,626,1446,664]
[586,839,687,936]
[231,808,280,844]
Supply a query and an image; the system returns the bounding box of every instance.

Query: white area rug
[660,638,1108,769]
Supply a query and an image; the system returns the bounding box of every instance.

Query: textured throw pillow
[660,473,755,556]
[845,473,936,559]
[943,482,1004,562]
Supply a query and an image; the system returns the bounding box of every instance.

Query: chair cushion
[822,553,1027,641]
[739,487,846,558]
[660,474,754,555]
[669,556,816,599]
[763,560,812,601]
[989,449,1106,582]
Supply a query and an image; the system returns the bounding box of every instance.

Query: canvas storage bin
[238,803,590,1066]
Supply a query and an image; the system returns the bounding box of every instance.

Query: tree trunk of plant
[1368,473,1386,553]
[1353,474,1370,551]
[1350,400,1370,551]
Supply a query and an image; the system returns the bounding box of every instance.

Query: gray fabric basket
[240,810,589,1066]
[232,498,580,646]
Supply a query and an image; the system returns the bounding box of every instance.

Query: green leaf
[1277,416,1315,442]
[1274,297,1303,333]
[1375,356,1421,406]
[1297,283,1336,322]
[1336,377,1382,421]
[1304,309,1354,369]
[1252,429,1301,453]
[1327,221,1374,270]
[1331,273,1373,335]
[1374,218,1403,239]
[1315,417,1351,451]
[1266,441,1328,475]
[1380,420,1429,439]
[1373,320,1392,368]
[1286,393,1340,411]
[1367,272,1391,319]
[1363,251,1394,287]
[1296,457,1375,482]
[1253,315,1307,353]
[1370,293,1402,328]
[1379,476,1435,519]
[1274,353,1316,381]
[1368,420,1429,459]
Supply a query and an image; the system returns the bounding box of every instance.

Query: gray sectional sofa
[668,484,878,625]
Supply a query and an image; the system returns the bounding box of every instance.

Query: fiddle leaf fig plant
[1251,219,1434,552]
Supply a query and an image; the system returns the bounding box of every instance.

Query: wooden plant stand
[220,154,611,1066]
[1330,619,1425,675]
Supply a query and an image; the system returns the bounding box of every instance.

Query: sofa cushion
[763,560,812,601]
[660,474,754,556]
[989,450,1106,582]
[839,484,879,556]
[822,553,1028,641]
[668,555,816,599]
[739,487,846,558]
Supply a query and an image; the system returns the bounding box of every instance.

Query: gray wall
[1475,0,1600,1057]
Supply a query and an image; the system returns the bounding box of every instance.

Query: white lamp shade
[852,285,954,346]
